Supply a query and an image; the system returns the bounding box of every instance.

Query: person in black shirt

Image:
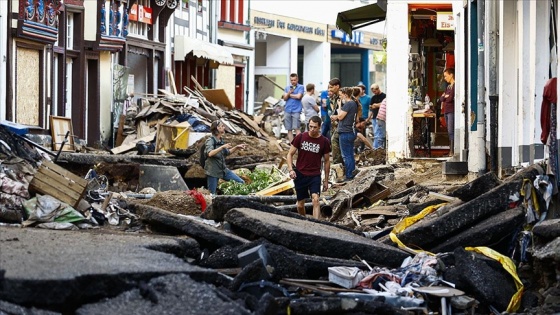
[369,84,387,149]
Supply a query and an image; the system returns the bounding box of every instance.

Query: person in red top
[286,116,331,219]
[541,77,557,144]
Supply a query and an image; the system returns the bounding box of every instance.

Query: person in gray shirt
[302,83,320,129]
[330,87,358,181]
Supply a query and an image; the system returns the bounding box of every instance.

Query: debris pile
[0,122,558,314]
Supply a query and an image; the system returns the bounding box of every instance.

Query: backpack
[199,137,216,168]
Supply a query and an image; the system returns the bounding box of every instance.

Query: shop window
[128,0,149,38]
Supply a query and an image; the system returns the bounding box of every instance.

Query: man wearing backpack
[203,120,247,195]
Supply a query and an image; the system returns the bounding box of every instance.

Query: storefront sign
[331,29,363,45]
[437,12,454,30]
[253,16,325,36]
[129,4,152,25]
[251,10,326,42]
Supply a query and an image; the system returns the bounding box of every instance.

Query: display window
[407,4,454,158]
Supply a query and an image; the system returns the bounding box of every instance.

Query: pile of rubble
[0,121,559,314]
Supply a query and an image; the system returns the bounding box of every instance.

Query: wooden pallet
[29,161,88,208]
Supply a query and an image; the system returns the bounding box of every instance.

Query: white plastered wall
[385,1,410,161]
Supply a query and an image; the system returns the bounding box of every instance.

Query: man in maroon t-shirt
[286,116,331,219]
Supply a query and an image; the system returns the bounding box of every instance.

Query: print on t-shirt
[301,141,320,153]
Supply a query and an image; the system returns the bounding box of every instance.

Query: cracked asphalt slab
[0,227,219,311]
[224,207,410,268]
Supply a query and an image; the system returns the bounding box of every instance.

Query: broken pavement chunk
[382,180,522,250]
[224,208,410,268]
[430,207,525,254]
[130,203,247,249]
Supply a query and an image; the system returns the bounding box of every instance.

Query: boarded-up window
[16,47,40,126]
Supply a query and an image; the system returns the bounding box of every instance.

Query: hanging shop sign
[331,29,364,45]
[436,12,454,30]
[250,10,326,42]
[129,4,153,25]
[326,25,382,50]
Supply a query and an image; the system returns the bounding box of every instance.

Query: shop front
[250,10,328,110]
[337,1,460,160]
[327,26,385,91]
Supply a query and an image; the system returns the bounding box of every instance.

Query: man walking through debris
[204,120,247,195]
[286,116,331,219]
[282,73,305,142]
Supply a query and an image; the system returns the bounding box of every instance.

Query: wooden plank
[115,114,126,147]
[237,112,262,133]
[190,75,205,92]
[158,89,175,97]
[30,176,83,205]
[30,179,78,206]
[255,180,294,196]
[42,161,87,186]
[35,168,84,195]
[168,70,177,95]
[262,75,285,91]
[282,278,333,285]
[200,89,233,110]
[429,191,459,202]
[110,132,156,154]
[355,208,402,218]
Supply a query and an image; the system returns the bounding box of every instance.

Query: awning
[174,36,234,65]
[336,0,387,37]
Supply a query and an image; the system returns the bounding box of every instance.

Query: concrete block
[442,161,468,175]
[238,244,271,268]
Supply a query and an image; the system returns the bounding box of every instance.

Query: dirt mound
[139,190,210,216]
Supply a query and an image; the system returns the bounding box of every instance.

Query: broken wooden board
[29,161,88,208]
[352,182,391,208]
[110,131,156,154]
[354,206,405,218]
[200,89,233,110]
[255,180,294,196]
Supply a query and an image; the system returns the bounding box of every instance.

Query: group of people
[283,75,388,219]
[202,69,456,219]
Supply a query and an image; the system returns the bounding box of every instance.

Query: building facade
[342,0,560,176]
[249,7,384,111]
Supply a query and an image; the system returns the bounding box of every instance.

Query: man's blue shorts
[294,169,321,201]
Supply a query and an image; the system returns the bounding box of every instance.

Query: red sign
[140,6,152,24]
[129,4,138,21]
[129,4,152,24]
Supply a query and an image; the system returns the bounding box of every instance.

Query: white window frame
[128,0,149,38]
[66,12,74,50]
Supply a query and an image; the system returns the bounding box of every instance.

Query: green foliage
[219,168,283,195]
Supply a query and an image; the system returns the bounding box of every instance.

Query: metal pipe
[476,0,487,174]
[488,0,499,173]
